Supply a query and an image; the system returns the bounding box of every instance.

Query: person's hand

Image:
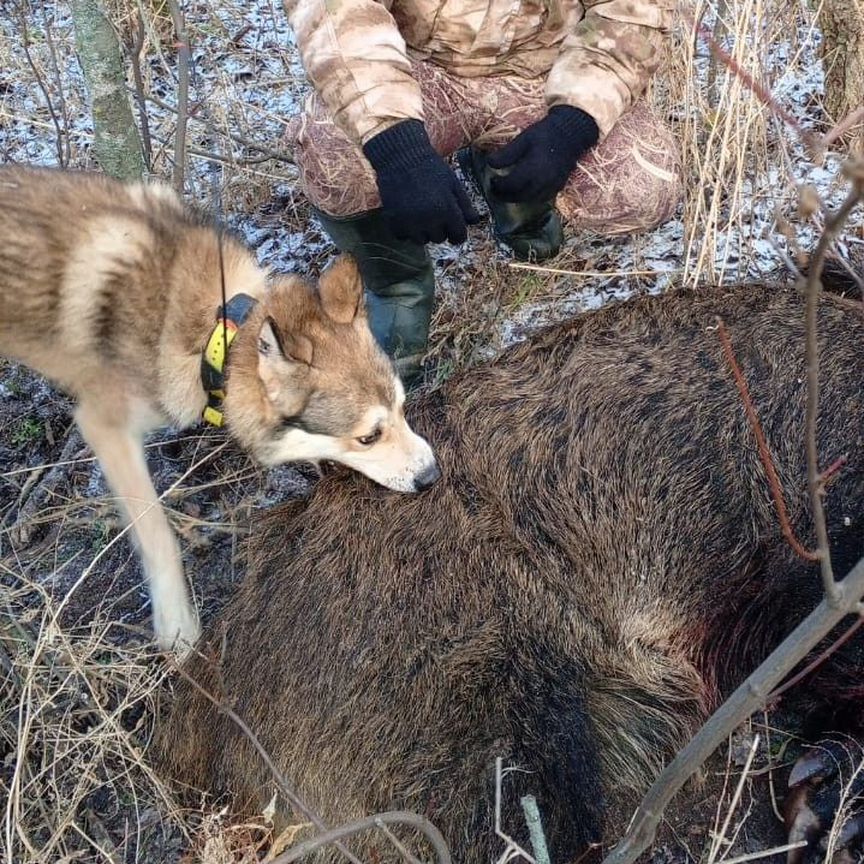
[363,119,479,245]
[486,106,599,203]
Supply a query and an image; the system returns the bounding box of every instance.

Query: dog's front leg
[75,398,201,656]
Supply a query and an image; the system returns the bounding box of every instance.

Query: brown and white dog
[0,165,439,654]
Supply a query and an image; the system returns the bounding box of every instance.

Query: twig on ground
[716,319,817,562]
[266,812,451,864]
[507,263,665,278]
[165,0,189,191]
[707,733,760,863]
[82,808,123,864]
[760,711,784,823]
[720,840,808,864]
[3,429,85,545]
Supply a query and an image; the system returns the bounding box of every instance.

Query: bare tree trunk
[817,0,864,149]
[70,0,145,180]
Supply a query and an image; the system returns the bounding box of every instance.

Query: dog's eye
[357,428,382,447]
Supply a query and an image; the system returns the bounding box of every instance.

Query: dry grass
[1,0,864,861]
[0,566,292,863]
[639,0,853,284]
[0,424,310,863]
[0,571,182,862]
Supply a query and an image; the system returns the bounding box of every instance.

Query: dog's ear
[258,317,312,400]
[318,254,364,324]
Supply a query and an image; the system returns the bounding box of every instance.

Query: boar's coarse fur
[157,280,864,863]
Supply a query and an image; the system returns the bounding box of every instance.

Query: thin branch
[149,131,280,167]
[821,106,864,150]
[17,5,67,167]
[267,812,452,864]
[822,250,864,298]
[520,797,551,864]
[168,659,367,864]
[374,820,426,864]
[716,319,817,562]
[164,0,189,192]
[681,6,818,155]
[136,90,296,163]
[803,185,863,602]
[768,614,864,700]
[818,454,848,489]
[38,0,72,166]
[128,13,153,170]
[720,841,808,864]
[766,218,804,278]
[708,733,760,863]
[494,757,537,864]
[187,144,276,166]
[601,554,864,864]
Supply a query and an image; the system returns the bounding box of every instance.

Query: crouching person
[283,0,682,386]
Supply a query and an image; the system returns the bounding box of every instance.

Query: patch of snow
[2,1,862,356]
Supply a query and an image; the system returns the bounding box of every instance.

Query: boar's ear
[257,317,313,401]
[317,254,364,324]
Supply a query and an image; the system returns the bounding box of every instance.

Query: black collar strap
[201,293,259,427]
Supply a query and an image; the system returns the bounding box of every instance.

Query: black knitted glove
[363,119,480,245]
[486,106,600,203]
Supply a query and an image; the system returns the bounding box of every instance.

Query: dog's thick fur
[0,165,437,653]
[158,279,864,862]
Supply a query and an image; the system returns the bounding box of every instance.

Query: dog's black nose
[414,462,442,492]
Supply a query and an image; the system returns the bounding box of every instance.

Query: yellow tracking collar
[200,293,258,427]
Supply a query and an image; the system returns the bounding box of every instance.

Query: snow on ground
[3,2,861,322]
[1,1,862,516]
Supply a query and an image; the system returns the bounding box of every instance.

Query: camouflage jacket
[283,0,673,145]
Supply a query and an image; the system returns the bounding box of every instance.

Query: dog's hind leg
[74,397,201,655]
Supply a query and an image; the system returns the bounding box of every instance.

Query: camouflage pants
[286,59,682,235]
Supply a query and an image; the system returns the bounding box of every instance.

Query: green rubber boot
[314,209,435,389]
[457,146,564,262]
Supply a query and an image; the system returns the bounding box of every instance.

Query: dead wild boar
[157,279,864,863]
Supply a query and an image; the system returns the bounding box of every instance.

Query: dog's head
[228,255,440,494]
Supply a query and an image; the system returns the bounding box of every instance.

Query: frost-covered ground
[2,1,861,322]
[1,3,863,861]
